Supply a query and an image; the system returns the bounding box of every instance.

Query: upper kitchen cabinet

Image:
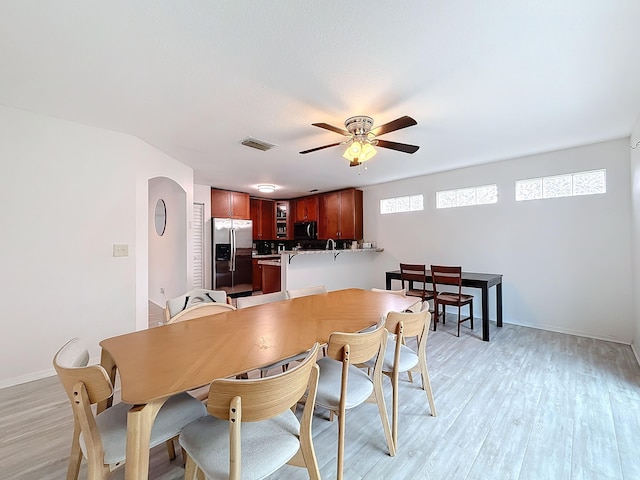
[293,195,319,222]
[275,200,291,240]
[250,198,276,241]
[211,188,250,219]
[318,188,363,240]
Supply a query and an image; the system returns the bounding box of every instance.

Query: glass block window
[515,169,606,201]
[436,184,498,209]
[380,194,424,214]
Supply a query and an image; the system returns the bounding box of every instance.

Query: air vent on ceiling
[241,137,277,151]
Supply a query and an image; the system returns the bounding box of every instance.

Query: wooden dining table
[99,288,418,479]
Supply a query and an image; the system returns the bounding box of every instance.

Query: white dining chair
[287,285,328,298]
[53,338,207,480]
[179,343,322,480]
[236,290,289,308]
[165,288,229,323]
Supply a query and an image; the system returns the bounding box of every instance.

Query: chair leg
[337,410,346,480]
[418,356,437,416]
[470,300,474,329]
[372,370,396,458]
[457,305,461,337]
[432,302,438,331]
[66,420,83,480]
[165,437,176,460]
[184,453,199,480]
[391,366,400,450]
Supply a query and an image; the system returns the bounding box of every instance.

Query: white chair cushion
[260,351,308,373]
[315,357,374,410]
[179,409,301,479]
[83,392,206,466]
[364,339,419,373]
[381,339,419,372]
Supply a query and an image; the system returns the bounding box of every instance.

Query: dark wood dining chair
[430,265,474,336]
[399,263,435,304]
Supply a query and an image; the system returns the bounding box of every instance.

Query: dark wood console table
[385,270,503,341]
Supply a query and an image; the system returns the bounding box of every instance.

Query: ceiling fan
[299,115,419,167]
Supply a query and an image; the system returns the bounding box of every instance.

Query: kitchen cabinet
[319,188,363,240]
[252,259,262,291]
[275,200,291,240]
[293,195,319,222]
[211,188,250,219]
[250,198,276,240]
[262,263,281,294]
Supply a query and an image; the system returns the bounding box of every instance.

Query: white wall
[630,118,640,362]
[148,178,188,307]
[363,139,633,343]
[0,105,192,388]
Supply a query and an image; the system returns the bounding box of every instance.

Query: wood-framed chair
[179,343,322,480]
[236,290,289,308]
[314,321,395,480]
[165,302,236,325]
[377,304,437,449]
[286,285,328,298]
[53,338,206,480]
[164,288,230,323]
[371,287,407,296]
[399,263,435,305]
[430,265,474,336]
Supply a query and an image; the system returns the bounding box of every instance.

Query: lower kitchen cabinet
[252,259,262,291]
[261,263,281,294]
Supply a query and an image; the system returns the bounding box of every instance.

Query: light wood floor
[2,318,639,479]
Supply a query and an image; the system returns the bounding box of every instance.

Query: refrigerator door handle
[230,228,236,272]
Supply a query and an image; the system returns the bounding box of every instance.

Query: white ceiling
[2,1,640,198]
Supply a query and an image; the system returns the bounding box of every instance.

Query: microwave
[293,221,317,240]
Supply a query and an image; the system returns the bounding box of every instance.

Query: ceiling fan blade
[371,116,417,136]
[376,139,420,154]
[299,142,342,154]
[312,123,350,136]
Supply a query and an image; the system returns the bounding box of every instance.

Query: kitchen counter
[257,259,281,266]
[281,247,384,293]
[284,248,384,261]
[252,254,281,259]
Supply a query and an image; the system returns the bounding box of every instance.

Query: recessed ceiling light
[257,184,276,193]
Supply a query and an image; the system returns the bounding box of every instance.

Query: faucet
[326,238,335,250]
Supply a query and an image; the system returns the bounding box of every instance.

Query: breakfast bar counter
[280,248,384,293]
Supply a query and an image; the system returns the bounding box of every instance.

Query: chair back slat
[236,291,289,308]
[166,289,229,320]
[325,322,386,365]
[385,309,431,339]
[53,338,114,405]
[165,302,235,324]
[431,265,463,293]
[206,343,320,422]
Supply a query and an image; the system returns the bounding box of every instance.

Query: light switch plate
[113,244,129,257]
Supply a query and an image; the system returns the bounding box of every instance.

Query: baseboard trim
[631,342,640,368]
[501,319,632,345]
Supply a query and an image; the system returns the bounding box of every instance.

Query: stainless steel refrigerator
[212,218,253,296]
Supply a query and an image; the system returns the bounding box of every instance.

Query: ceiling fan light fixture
[360,142,377,162]
[257,184,276,193]
[343,141,362,161]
